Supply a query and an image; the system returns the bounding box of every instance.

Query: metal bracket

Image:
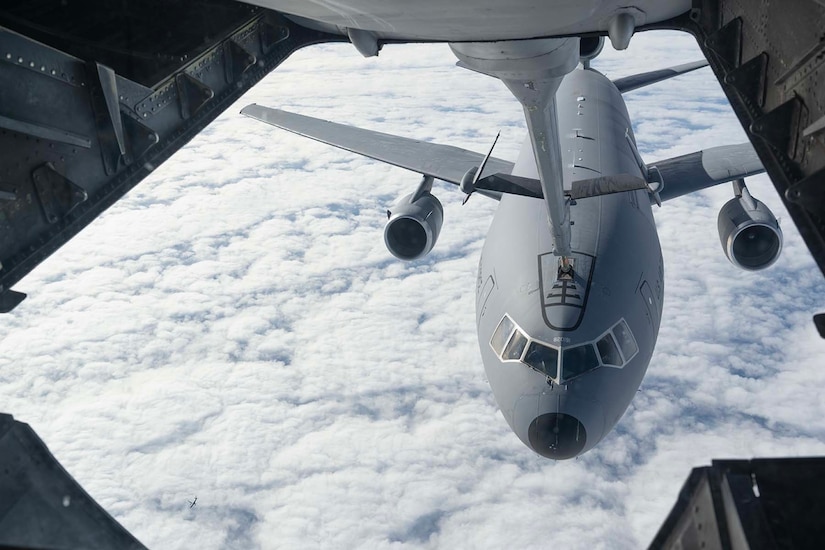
[89,62,127,175]
[0,289,26,313]
[259,20,290,54]
[122,115,159,164]
[750,96,802,159]
[175,73,214,120]
[411,175,434,202]
[0,114,91,149]
[31,163,88,224]
[224,39,257,83]
[725,52,768,110]
[705,17,742,70]
[785,167,825,213]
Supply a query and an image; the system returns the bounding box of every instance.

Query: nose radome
[528,413,587,459]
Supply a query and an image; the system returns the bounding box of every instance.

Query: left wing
[240,105,514,185]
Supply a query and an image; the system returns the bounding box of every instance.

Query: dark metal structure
[649,457,825,550]
[0,1,344,313]
[0,414,146,549]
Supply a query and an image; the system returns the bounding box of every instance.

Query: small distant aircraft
[189,497,197,509]
[243,37,778,459]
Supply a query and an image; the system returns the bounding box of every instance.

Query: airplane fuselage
[243,0,690,42]
[476,68,664,458]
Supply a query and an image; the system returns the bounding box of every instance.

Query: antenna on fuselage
[461,131,500,205]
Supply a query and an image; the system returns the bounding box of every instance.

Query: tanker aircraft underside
[243,39,776,458]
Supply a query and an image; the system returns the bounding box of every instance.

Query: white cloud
[1,31,824,549]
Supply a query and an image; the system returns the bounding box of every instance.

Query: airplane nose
[527,412,587,459]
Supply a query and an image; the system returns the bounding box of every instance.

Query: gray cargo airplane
[242,39,777,459]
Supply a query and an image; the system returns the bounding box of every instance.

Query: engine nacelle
[718,193,782,271]
[384,191,443,261]
[579,36,605,65]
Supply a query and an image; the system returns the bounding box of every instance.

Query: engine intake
[384,190,443,261]
[579,36,605,65]
[718,186,782,271]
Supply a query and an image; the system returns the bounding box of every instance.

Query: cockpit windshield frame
[490,314,639,384]
[490,314,559,379]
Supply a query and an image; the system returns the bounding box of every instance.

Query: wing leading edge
[240,104,514,186]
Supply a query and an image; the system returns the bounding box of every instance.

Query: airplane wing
[473,142,764,203]
[243,105,763,204]
[240,105,514,186]
[649,143,765,202]
[612,60,708,93]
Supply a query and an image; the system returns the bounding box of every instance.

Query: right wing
[612,60,709,93]
[240,104,514,186]
[473,142,765,203]
[650,143,765,202]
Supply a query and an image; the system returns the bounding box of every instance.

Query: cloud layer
[1,32,824,549]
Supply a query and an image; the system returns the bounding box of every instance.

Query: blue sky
[1,31,824,549]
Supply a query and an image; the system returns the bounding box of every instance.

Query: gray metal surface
[0,414,146,550]
[612,59,708,93]
[241,0,690,42]
[239,105,514,185]
[474,68,663,458]
[652,143,765,202]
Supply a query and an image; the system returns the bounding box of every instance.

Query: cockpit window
[613,320,638,360]
[490,315,515,355]
[503,331,528,361]
[562,344,599,380]
[524,342,559,378]
[596,333,622,367]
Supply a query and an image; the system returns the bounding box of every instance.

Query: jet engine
[384,177,443,261]
[579,36,605,66]
[717,181,782,270]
